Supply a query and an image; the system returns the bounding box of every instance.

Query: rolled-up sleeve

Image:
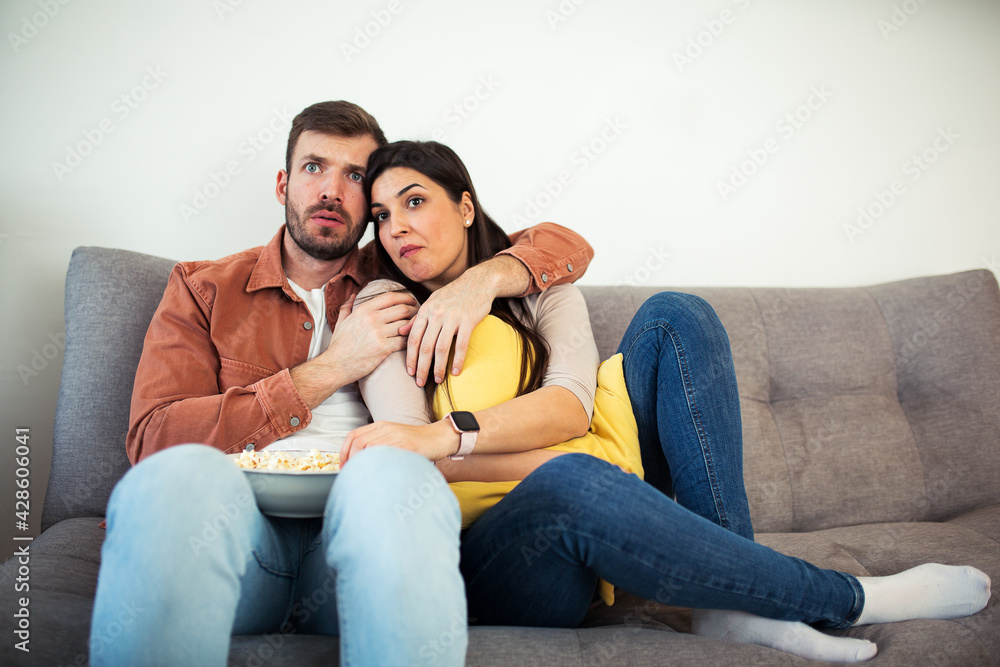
[126,265,310,463]
[501,222,594,296]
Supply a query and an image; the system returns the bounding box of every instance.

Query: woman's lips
[399,244,421,258]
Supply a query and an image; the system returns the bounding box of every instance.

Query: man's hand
[404,255,530,387]
[290,291,418,409]
[341,419,456,464]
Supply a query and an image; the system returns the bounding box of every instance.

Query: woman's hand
[341,419,458,465]
[401,279,492,388]
[403,255,530,388]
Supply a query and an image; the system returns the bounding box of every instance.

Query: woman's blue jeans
[460,293,864,630]
[618,291,753,540]
[90,445,466,667]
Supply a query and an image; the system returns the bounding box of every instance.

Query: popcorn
[234,448,340,472]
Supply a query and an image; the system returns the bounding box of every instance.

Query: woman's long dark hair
[364,140,549,399]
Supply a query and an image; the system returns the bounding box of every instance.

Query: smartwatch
[446,411,480,460]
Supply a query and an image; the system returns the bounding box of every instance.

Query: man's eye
[407,196,424,208]
[305,164,320,173]
[349,172,363,182]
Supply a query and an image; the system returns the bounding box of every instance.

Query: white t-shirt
[264,279,372,453]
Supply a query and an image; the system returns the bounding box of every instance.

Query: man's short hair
[285,101,387,172]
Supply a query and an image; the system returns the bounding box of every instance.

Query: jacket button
[567,263,573,272]
[303,321,313,330]
[290,417,300,427]
[540,273,549,283]
[244,443,255,452]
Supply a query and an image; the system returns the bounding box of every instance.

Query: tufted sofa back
[583,271,1000,533]
[42,247,1000,535]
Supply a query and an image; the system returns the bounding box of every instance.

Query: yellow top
[431,315,644,605]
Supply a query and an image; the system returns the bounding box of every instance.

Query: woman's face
[370,166,475,291]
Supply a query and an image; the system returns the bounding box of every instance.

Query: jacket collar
[246,225,366,296]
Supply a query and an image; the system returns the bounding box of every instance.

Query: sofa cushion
[0,518,105,665]
[872,272,1000,522]
[583,271,1000,534]
[41,248,176,530]
[5,510,996,666]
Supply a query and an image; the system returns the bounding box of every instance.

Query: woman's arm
[347,284,599,477]
[354,281,580,479]
[434,448,567,483]
[355,279,434,426]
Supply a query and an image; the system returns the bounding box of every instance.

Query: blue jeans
[617,291,754,540]
[461,454,863,629]
[459,293,864,629]
[91,445,466,667]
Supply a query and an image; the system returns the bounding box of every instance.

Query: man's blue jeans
[90,445,466,667]
[459,293,864,630]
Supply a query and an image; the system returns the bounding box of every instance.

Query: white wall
[2,0,998,555]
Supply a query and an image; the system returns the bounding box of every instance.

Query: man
[89,101,593,666]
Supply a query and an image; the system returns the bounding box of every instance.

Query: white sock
[855,563,991,626]
[691,609,878,663]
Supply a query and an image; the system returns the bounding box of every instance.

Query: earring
[465,219,472,227]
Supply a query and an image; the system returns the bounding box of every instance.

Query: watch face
[450,411,480,432]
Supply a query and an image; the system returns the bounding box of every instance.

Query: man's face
[276,130,380,261]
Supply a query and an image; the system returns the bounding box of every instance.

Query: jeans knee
[110,444,252,523]
[518,454,623,518]
[638,291,723,332]
[622,292,732,361]
[330,447,459,532]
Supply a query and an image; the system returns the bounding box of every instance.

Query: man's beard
[285,201,368,261]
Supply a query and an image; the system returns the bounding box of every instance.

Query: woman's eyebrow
[396,183,424,197]
[372,183,425,209]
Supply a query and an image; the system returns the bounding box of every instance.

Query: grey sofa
[2,246,998,666]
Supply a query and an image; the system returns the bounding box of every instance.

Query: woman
[342,140,991,662]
